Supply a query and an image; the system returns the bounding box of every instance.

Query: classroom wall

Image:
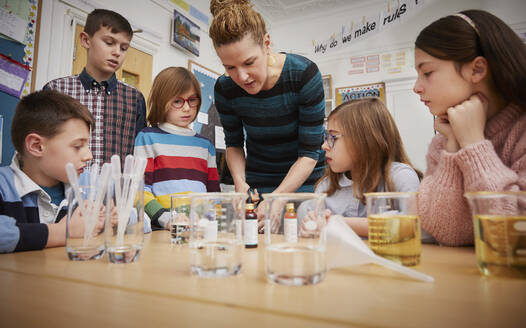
[0,0,223,166]
[34,0,223,90]
[270,0,526,62]
[268,0,526,172]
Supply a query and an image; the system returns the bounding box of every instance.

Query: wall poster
[335,82,386,106]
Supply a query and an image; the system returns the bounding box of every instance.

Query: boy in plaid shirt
[44,9,146,165]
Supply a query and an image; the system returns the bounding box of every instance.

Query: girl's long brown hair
[415,9,526,109]
[318,98,422,203]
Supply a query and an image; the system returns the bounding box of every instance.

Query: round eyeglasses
[172,96,200,109]
[323,131,344,149]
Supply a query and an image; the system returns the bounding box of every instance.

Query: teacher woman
[209,0,326,219]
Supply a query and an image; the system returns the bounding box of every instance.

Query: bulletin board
[188,60,222,149]
[0,0,41,166]
[188,60,231,184]
[335,82,386,107]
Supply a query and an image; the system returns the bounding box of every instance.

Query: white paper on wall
[215,126,226,150]
[197,112,208,125]
[0,8,27,44]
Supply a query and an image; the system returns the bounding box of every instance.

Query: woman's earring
[224,71,229,77]
[267,53,276,67]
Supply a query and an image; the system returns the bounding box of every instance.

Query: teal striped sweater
[214,53,326,193]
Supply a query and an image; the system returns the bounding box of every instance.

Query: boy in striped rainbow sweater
[134,67,220,229]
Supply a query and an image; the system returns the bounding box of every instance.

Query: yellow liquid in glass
[368,214,421,266]
[473,215,526,278]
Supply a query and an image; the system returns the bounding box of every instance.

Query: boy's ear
[79,31,91,50]
[25,133,45,157]
[470,56,488,84]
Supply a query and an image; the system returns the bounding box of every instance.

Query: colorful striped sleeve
[134,130,167,225]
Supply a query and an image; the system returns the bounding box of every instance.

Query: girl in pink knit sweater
[413,10,526,246]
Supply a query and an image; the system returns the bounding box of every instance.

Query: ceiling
[252,0,369,25]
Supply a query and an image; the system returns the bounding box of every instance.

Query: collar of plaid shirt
[79,68,118,93]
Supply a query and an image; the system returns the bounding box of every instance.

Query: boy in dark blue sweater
[0,90,95,252]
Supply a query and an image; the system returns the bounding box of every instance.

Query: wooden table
[0,232,524,328]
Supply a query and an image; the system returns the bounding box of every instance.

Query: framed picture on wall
[335,82,386,106]
[322,74,332,100]
[171,9,200,56]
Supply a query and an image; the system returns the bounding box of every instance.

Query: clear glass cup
[464,191,526,278]
[170,194,191,245]
[66,186,105,261]
[365,192,421,266]
[263,193,327,286]
[104,179,145,263]
[188,192,247,277]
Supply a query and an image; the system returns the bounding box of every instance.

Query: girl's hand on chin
[434,114,453,138]
[434,114,459,153]
[447,94,487,149]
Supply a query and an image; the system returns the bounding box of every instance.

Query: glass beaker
[188,192,247,277]
[263,193,327,286]
[365,192,421,266]
[465,191,526,278]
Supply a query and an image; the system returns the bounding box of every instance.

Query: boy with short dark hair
[0,90,95,253]
[44,9,146,165]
